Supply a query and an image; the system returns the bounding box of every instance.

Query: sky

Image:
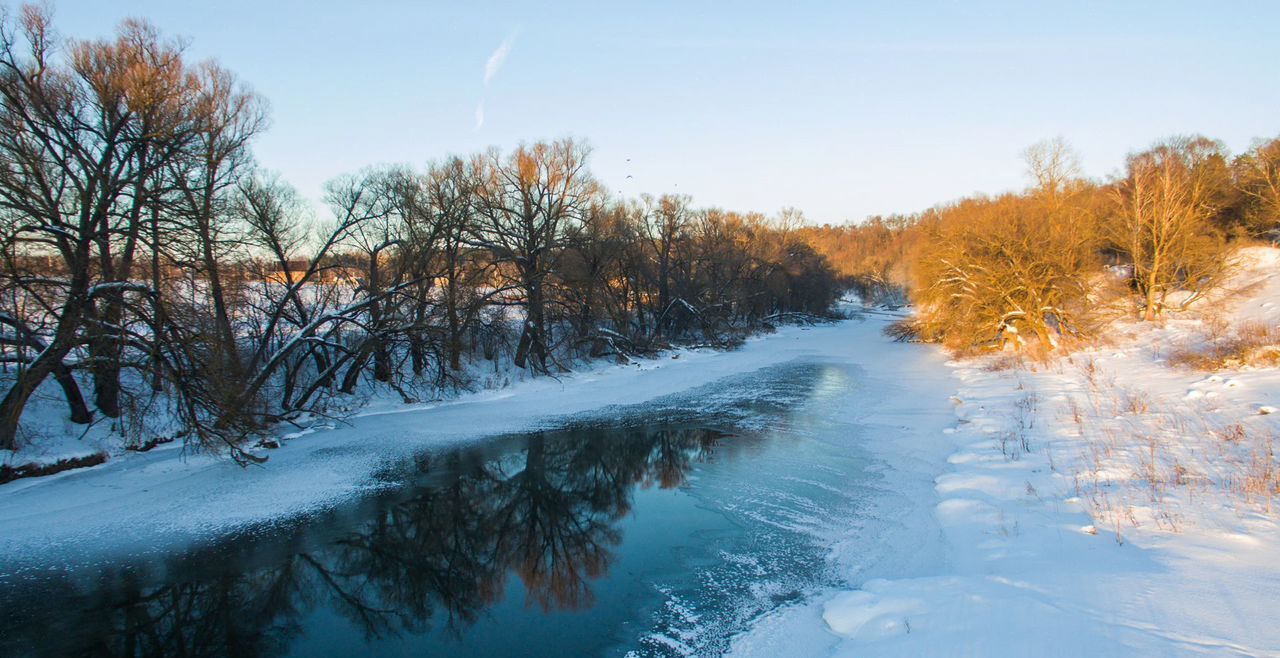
[39,0,1280,225]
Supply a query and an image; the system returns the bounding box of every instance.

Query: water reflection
[1,426,729,657]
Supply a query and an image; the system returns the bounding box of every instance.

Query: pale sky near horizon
[39,1,1280,225]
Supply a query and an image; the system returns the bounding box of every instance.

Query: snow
[731,248,1280,657]
[821,586,927,639]
[1227,246,1280,325]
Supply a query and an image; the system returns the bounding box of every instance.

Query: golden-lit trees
[1233,136,1280,239]
[911,193,1098,352]
[906,140,1100,352]
[797,215,920,305]
[895,135,1255,353]
[1108,136,1233,320]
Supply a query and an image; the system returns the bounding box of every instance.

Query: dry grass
[1242,433,1278,514]
[983,353,1024,372]
[1117,388,1151,415]
[1214,422,1248,443]
[1068,367,1280,537]
[1167,320,1280,370]
[1000,391,1038,461]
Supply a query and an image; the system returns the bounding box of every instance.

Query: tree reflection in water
[0,425,729,657]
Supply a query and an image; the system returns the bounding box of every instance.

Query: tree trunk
[86,253,122,418]
[514,325,532,370]
[89,343,121,417]
[516,275,548,373]
[1143,269,1161,321]
[0,291,86,449]
[150,205,164,391]
[86,287,123,417]
[373,340,391,382]
[89,171,147,417]
[340,346,372,394]
[54,364,93,425]
[656,247,670,337]
[366,253,391,383]
[198,177,240,371]
[410,333,425,376]
[446,276,463,371]
[204,243,238,366]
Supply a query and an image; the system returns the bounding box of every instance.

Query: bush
[910,192,1099,353]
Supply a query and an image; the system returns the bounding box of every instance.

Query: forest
[0,8,840,460]
[806,135,1280,353]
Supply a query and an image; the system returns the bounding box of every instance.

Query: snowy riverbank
[0,309,958,577]
[733,250,1280,657]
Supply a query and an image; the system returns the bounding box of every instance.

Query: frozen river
[0,317,957,657]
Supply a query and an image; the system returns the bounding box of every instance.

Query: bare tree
[1110,136,1232,320]
[640,193,691,337]
[469,139,598,373]
[1233,136,1280,239]
[323,167,406,390]
[1024,137,1082,210]
[0,6,848,463]
[0,7,201,447]
[168,61,266,372]
[423,157,483,372]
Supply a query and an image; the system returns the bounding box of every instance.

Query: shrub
[910,192,1099,353]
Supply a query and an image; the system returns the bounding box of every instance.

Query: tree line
[807,135,1280,353]
[0,8,840,457]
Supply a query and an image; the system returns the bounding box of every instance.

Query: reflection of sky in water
[812,361,857,405]
[0,361,881,658]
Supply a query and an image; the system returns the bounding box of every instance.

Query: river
[0,320,956,657]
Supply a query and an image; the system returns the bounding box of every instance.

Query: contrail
[484,32,517,86]
[476,30,516,131]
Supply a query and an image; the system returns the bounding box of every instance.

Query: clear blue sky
[42,0,1280,224]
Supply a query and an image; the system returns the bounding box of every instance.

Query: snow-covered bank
[733,249,1280,657]
[0,311,957,576]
